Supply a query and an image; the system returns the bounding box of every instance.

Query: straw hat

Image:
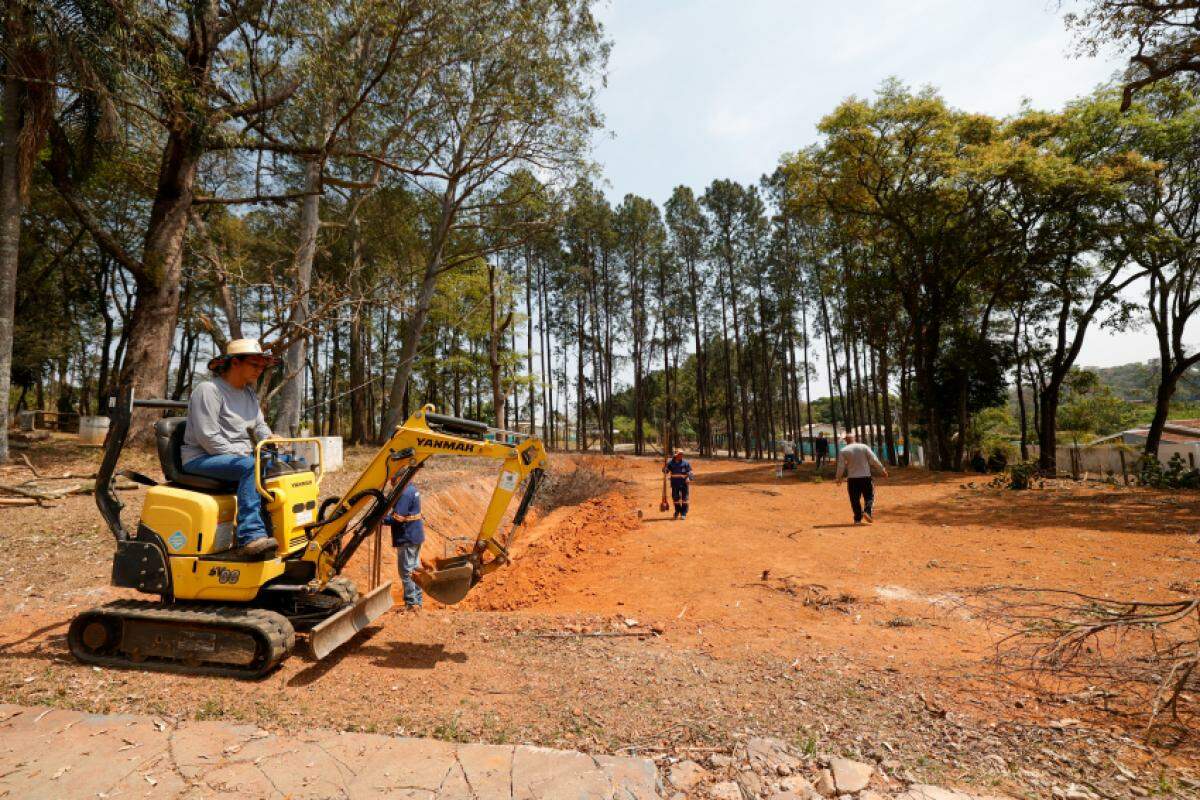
[207,339,281,371]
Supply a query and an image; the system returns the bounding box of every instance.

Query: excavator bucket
[309,581,394,660]
[414,556,477,605]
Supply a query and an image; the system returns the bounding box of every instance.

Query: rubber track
[69,600,295,679]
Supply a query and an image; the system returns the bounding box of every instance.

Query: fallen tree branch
[0,479,137,501]
[0,483,80,501]
[530,630,658,640]
[970,585,1200,740]
[17,454,41,478]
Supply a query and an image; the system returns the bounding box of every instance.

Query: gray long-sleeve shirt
[181,378,273,464]
[835,442,884,480]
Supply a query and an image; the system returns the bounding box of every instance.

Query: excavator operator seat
[153,418,236,493]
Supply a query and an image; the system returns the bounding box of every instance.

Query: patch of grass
[1153,771,1175,796]
[194,699,224,721]
[792,728,818,756]
[431,713,470,743]
[481,712,512,744]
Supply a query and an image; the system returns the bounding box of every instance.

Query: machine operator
[180,339,280,558]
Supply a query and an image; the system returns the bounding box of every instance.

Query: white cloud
[706,106,768,139]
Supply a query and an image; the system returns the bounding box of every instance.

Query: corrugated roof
[1118,428,1200,444]
[1088,420,1200,445]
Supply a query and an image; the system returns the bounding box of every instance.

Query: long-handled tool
[659,471,670,512]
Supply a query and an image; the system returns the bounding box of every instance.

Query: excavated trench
[336,455,635,611]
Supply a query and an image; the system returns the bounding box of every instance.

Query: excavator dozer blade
[309,581,393,660]
[414,557,476,606]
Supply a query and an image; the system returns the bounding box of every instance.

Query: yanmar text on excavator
[68,385,547,678]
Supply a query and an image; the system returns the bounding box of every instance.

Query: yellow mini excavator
[69,385,547,678]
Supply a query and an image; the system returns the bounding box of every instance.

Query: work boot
[236,537,277,558]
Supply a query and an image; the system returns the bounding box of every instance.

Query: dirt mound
[464,490,642,611]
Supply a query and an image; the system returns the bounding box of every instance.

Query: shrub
[1137,453,1200,490]
[1006,462,1036,490]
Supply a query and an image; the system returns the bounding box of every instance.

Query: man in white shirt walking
[835,432,888,524]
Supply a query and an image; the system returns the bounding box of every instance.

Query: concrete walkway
[0,704,661,799]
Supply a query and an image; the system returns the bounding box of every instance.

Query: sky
[587,0,1172,383]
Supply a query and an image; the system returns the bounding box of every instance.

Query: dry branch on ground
[973,586,1200,739]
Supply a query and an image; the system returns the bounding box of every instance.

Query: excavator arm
[297,405,548,605]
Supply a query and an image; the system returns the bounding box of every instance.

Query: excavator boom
[299,405,548,607]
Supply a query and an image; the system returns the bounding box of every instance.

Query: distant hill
[1081,360,1200,403]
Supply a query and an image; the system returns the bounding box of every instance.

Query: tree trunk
[379,183,457,440]
[327,321,340,436]
[684,253,710,455]
[954,378,968,471]
[488,261,508,428]
[879,345,897,466]
[899,342,912,466]
[1143,362,1186,458]
[0,71,23,462]
[115,126,204,439]
[801,298,815,452]
[576,295,587,451]
[274,158,323,436]
[1007,311,1024,462]
[171,309,195,400]
[823,320,841,449]
[1037,380,1061,475]
[718,289,736,457]
[726,263,751,461]
[349,301,369,445]
[526,248,536,435]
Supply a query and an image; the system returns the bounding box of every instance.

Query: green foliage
[1137,453,1200,490]
[1059,370,1140,438]
[970,406,1018,463]
[1006,462,1037,490]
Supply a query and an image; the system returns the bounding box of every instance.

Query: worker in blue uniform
[662,449,694,520]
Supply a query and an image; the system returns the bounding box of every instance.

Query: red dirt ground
[1,441,1198,796]
[469,456,1198,674]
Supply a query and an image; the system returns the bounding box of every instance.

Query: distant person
[782,439,799,470]
[663,449,694,520]
[814,432,830,471]
[181,339,279,558]
[388,482,425,611]
[835,432,888,524]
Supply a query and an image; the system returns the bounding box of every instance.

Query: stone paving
[0,704,661,799]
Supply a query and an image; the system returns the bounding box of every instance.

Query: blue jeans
[182,454,270,545]
[396,543,423,607]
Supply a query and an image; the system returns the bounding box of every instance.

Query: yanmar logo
[417,436,476,453]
